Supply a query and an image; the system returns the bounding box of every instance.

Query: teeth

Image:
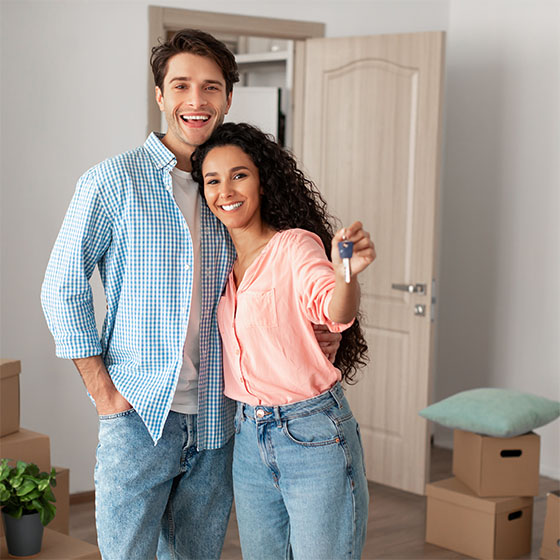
[221,202,243,211]
[181,115,209,121]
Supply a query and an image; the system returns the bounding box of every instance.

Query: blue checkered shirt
[41,133,236,447]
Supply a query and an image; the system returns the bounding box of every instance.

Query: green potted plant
[0,459,57,557]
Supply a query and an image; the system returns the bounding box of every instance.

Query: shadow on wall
[435,57,507,402]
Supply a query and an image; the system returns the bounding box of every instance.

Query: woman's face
[201,144,263,232]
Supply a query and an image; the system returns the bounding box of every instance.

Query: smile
[180,115,210,123]
[220,202,243,212]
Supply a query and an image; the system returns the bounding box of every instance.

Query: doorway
[148,6,445,496]
[147,6,325,149]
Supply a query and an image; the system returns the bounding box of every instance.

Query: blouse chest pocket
[236,289,278,328]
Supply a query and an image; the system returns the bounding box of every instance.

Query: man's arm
[42,170,111,359]
[42,170,125,414]
[313,324,341,364]
[73,356,131,416]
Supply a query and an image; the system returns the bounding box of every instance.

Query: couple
[41,28,375,560]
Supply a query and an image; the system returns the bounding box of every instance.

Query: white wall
[1,1,149,494]
[1,0,557,492]
[435,0,560,478]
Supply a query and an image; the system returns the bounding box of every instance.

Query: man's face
[156,52,232,160]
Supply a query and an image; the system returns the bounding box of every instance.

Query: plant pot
[1,510,44,557]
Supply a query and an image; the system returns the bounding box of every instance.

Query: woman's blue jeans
[232,383,369,560]
[94,410,233,559]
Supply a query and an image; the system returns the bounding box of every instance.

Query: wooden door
[293,32,445,494]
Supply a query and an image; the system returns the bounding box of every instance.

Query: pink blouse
[218,228,354,406]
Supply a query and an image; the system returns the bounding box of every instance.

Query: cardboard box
[453,429,540,497]
[426,477,533,559]
[0,428,51,473]
[540,490,560,559]
[1,528,100,559]
[50,466,70,535]
[0,359,21,437]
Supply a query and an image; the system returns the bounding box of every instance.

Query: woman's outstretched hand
[331,221,376,280]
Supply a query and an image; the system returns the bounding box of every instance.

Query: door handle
[391,283,427,295]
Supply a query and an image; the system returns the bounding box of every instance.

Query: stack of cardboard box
[425,428,540,559]
[540,489,560,559]
[0,359,100,558]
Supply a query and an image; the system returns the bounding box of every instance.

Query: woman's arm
[328,221,376,324]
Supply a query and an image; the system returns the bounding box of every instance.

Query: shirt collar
[144,132,177,171]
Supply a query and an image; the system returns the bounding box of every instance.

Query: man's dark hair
[150,28,239,95]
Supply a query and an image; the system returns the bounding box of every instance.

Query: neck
[160,134,193,172]
[229,223,276,261]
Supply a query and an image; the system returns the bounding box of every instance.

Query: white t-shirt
[170,167,201,414]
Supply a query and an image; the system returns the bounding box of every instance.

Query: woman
[191,123,375,559]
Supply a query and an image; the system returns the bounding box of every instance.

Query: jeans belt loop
[236,402,245,424]
[330,383,344,409]
[273,406,282,428]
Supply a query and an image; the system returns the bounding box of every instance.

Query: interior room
[1,0,558,558]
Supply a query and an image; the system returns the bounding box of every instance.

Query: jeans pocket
[283,410,341,447]
[98,408,135,421]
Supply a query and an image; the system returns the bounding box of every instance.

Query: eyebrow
[169,77,224,87]
[204,165,250,178]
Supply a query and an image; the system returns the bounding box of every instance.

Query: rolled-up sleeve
[41,169,112,358]
[292,231,354,333]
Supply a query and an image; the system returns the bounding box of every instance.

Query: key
[338,240,354,283]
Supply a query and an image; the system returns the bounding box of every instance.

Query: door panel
[294,32,445,494]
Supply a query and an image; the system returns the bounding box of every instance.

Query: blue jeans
[232,383,369,560]
[94,410,233,559]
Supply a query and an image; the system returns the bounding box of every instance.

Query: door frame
[147,6,325,137]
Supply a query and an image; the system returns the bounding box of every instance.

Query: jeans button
[256,409,265,418]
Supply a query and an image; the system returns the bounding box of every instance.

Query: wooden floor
[70,446,559,559]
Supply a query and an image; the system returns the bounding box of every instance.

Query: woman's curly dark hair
[191,122,368,384]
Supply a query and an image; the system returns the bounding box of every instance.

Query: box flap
[548,489,560,500]
[0,359,21,379]
[426,477,532,514]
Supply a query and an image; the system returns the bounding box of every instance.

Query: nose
[218,179,234,198]
[187,87,207,108]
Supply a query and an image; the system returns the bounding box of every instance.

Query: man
[42,29,339,559]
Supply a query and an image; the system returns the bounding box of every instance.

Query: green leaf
[16,481,36,497]
[44,487,55,502]
[23,489,41,501]
[15,461,26,475]
[31,499,43,512]
[38,480,49,492]
[46,501,56,521]
[13,506,23,519]
[28,464,40,477]
[0,462,11,482]
[37,500,56,526]
[11,475,23,489]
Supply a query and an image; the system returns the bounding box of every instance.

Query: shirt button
[256,409,265,418]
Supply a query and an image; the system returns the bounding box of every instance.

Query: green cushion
[419,388,560,437]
